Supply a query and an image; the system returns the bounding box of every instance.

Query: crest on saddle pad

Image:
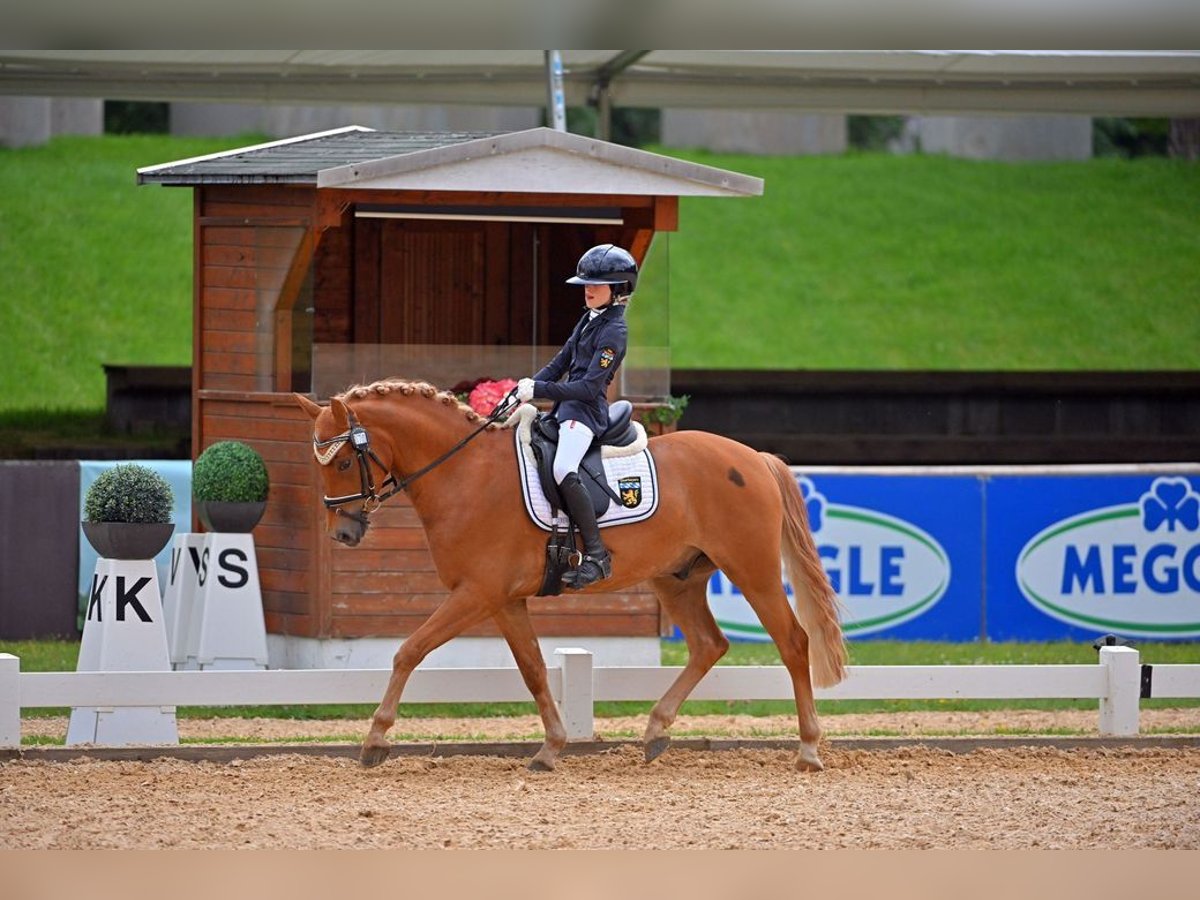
[506,405,659,531]
[618,477,642,509]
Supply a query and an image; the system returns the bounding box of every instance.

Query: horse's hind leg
[494,600,568,772]
[361,586,499,768]
[722,565,824,772]
[643,570,728,763]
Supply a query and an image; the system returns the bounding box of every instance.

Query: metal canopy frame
[2,50,1199,117]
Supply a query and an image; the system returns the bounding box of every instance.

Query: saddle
[528,400,639,518]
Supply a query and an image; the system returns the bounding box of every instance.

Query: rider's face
[583,284,612,309]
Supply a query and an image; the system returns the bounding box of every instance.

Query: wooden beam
[653,195,679,232]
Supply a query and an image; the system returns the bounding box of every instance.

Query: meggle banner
[706,471,983,642]
[987,474,1200,641]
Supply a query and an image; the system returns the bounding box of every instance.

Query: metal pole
[597,84,612,142]
[544,50,566,132]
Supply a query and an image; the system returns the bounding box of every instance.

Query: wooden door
[376,219,511,345]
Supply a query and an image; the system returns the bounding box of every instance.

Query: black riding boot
[558,472,612,589]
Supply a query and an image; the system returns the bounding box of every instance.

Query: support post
[0,653,19,749]
[1099,645,1140,737]
[544,50,566,133]
[555,647,594,742]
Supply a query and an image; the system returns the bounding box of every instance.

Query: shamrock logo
[796,475,826,533]
[1140,477,1200,533]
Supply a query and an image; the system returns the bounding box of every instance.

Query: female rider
[516,243,637,589]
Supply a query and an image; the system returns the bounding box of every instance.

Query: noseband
[313,391,518,515]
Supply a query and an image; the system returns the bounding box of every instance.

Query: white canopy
[1,51,1198,116]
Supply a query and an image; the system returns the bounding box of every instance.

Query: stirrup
[562,552,611,589]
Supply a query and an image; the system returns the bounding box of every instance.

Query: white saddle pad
[504,404,660,532]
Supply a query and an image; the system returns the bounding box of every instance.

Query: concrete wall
[896,115,1092,161]
[661,109,847,155]
[170,102,540,138]
[0,97,103,147]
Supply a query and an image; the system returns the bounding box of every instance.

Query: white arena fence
[3,646,1198,748]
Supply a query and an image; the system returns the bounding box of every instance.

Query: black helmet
[566,244,638,299]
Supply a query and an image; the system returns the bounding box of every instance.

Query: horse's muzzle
[331,508,369,546]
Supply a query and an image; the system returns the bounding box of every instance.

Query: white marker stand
[163,533,205,670]
[195,532,268,671]
[66,557,179,746]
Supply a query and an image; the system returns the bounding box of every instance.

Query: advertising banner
[705,470,983,642]
[987,473,1200,642]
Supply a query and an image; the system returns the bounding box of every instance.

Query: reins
[315,389,518,513]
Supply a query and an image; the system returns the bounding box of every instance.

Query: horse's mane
[336,379,499,429]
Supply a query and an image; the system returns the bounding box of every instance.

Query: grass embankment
[666,149,1200,370]
[1,136,1197,422]
[8,638,1198,744]
[0,134,257,414]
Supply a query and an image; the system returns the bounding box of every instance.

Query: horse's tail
[761,452,848,688]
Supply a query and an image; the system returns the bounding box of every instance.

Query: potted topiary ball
[82,463,176,559]
[193,440,270,533]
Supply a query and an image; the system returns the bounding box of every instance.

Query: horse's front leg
[494,600,568,771]
[362,586,499,768]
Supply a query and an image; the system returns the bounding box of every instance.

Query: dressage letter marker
[163,533,205,670]
[66,557,179,747]
[194,533,268,670]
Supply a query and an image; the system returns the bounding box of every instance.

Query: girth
[529,399,637,517]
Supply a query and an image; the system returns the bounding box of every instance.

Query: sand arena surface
[5,710,1199,849]
[2,745,1198,849]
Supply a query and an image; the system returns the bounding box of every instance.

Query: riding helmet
[566,244,638,299]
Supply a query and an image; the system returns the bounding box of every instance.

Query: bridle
[313,391,517,515]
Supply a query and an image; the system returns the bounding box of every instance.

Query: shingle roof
[137,127,495,185]
[137,126,765,197]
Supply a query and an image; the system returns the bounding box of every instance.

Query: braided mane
[336,379,499,430]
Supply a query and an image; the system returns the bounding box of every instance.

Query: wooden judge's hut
[138,126,763,667]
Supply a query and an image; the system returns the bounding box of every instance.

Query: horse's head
[294,393,397,547]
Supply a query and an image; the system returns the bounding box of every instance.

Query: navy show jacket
[532,303,627,435]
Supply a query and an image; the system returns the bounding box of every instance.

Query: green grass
[664,149,1200,370]
[0,134,264,413]
[7,638,1198,724]
[1,136,1197,415]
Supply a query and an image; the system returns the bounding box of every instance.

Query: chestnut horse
[295,380,846,772]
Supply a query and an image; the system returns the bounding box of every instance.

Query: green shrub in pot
[82,463,175,558]
[193,441,269,532]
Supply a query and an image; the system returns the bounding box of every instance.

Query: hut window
[621,233,671,402]
[252,225,313,393]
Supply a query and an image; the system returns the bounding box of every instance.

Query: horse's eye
[337,458,352,472]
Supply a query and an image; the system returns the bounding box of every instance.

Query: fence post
[0,653,19,749]
[555,647,594,742]
[1099,645,1140,737]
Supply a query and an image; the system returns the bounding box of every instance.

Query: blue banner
[704,470,983,642]
[986,473,1200,642]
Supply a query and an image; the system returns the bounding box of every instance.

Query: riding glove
[516,378,536,402]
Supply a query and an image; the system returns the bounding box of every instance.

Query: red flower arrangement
[466,378,518,416]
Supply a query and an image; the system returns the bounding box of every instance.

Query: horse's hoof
[794,749,824,772]
[360,743,391,768]
[527,757,555,773]
[644,736,671,763]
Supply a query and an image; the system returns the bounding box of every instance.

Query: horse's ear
[330,397,352,430]
[293,393,324,421]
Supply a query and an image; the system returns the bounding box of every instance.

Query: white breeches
[553,419,595,484]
